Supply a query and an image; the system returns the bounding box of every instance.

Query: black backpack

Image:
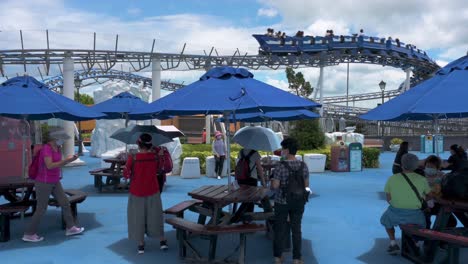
[442,168,468,199]
[282,161,308,205]
[235,150,256,180]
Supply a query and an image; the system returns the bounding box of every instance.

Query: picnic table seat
[48,189,87,229]
[164,199,202,218]
[166,217,265,264]
[0,204,29,242]
[400,224,468,264]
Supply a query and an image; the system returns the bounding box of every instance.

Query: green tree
[285,67,313,97]
[286,68,324,149]
[75,91,94,105]
[290,119,325,149]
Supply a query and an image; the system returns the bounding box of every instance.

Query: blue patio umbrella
[0,76,104,121]
[90,92,149,120]
[218,109,320,123]
[131,67,321,116]
[0,76,104,179]
[131,66,320,186]
[360,54,468,121]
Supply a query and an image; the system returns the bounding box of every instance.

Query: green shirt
[384,172,431,209]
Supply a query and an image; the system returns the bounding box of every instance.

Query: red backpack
[28,144,44,179]
[153,146,173,173]
[234,150,256,180]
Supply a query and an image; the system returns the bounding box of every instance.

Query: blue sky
[0,0,467,108]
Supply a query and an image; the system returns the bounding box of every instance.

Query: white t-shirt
[237,149,261,179]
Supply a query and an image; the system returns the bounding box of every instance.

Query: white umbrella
[232,126,281,152]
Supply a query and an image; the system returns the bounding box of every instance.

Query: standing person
[380,153,431,255]
[230,148,265,223]
[271,138,309,264]
[23,128,84,242]
[123,133,168,254]
[392,141,409,174]
[201,128,207,144]
[443,144,467,173]
[212,131,226,180]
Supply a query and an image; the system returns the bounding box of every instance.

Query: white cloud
[257,8,278,18]
[127,7,141,16]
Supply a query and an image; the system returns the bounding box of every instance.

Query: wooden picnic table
[188,184,272,226]
[89,158,127,192]
[167,184,271,262]
[0,176,35,204]
[401,197,468,263]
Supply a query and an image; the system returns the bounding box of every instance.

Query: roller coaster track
[0,30,440,118]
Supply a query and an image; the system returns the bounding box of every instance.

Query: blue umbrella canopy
[90,91,150,120]
[131,66,321,116]
[360,54,468,121]
[0,76,104,121]
[218,109,320,123]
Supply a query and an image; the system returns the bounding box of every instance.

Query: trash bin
[349,142,363,172]
[303,154,326,173]
[420,135,434,153]
[331,143,349,172]
[434,135,444,153]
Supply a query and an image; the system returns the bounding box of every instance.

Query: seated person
[422,155,457,229]
[380,153,431,255]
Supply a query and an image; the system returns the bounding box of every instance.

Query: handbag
[401,172,428,211]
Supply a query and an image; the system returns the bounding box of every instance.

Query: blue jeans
[273,203,304,259]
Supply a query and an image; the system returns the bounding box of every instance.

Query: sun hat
[48,128,71,141]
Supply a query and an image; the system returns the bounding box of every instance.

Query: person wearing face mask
[422,155,457,229]
[23,128,84,243]
[212,131,226,180]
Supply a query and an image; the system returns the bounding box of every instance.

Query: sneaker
[273,257,283,264]
[22,234,44,242]
[387,244,400,255]
[137,245,145,254]
[293,260,304,264]
[217,176,221,180]
[160,240,169,250]
[66,226,85,236]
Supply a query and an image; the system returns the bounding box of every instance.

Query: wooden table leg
[96,176,103,192]
[208,235,217,261]
[239,233,246,264]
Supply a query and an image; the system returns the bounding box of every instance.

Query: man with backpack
[230,148,265,223]
[271,138,309,264]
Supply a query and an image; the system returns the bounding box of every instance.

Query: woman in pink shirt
[23,129,84,242]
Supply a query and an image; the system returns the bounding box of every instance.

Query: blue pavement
[1,150,467,263]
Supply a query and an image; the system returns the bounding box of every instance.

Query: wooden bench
[400,224,468,264]
[48,189,87,229]
[187,137,203,144]
[164,199,202,218]
[363,138,384,149]
[0,204,29,242]
[166,217,265,264]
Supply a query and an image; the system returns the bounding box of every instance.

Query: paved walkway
[1,150,467,263]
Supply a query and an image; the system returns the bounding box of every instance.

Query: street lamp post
[379,80,386,136]
[379,80,386,104]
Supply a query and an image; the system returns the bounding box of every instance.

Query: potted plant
[390,138,403,152]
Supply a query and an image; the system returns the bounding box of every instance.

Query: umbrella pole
[223,112,232,188]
